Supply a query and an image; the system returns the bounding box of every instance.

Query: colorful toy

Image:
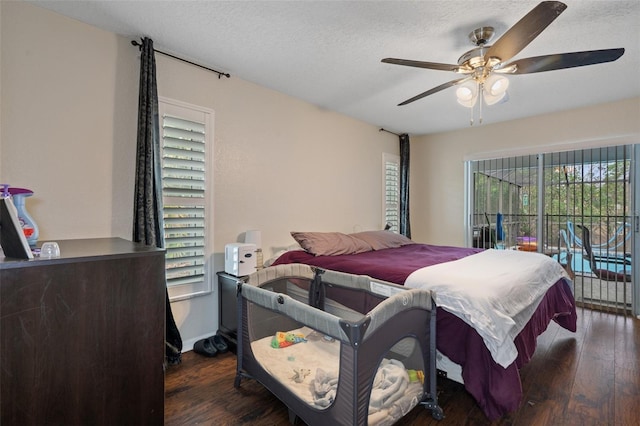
[271,331,307,348]
[407,369,424,384]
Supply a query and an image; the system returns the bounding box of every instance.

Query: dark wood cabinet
[217,271,247,353]
[0,238,166,425]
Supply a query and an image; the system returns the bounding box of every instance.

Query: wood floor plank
[614,365,640,426]
[614,314,640,372]
[613,314,640,426]
[565,351,615,425]
[516,336,579,425]
[165,310,639,426]
[564,311,618,425]
[582,311,617,362]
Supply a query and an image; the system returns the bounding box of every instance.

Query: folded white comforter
[405,249,570,368]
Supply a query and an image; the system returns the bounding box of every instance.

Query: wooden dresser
[0,238,165,425]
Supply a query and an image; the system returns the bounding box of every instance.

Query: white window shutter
[383,153,400,232]
[159,98,213,300]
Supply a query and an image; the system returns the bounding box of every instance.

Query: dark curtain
[133,37,183,365]
[399,133,411,238]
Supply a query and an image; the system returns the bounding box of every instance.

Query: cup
[40,242,60,258]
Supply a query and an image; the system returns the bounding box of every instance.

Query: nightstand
[217,271,248,353]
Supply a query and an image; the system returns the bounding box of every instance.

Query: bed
[235,263,443,425]
[270,230,577,420]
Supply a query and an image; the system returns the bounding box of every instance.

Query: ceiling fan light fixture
[456,81,478,107]
[481,74,509,105]
[456,86,473,101]
[485,74,510,96]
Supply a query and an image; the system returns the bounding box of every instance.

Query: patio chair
[567,221,631,251]
[576,224,631,282]
[556,229,575,280]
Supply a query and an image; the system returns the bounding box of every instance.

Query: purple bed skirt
[436,279,576,420]
[273,244,577,420]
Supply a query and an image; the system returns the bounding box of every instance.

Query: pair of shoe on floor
[193,334,228,357]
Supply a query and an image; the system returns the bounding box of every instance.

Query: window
[383,153,400,232]
[469,155,539,249]
[159,97,214,301]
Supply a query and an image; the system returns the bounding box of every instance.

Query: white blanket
[251,327,423,425]
[405,249,570,368]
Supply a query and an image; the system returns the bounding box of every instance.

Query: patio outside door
[466,144,638,317]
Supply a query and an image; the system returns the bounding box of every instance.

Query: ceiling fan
[382,1,625,112]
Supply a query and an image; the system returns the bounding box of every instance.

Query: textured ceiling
[27,0,640,135]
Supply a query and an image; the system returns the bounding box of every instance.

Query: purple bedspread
[273,243,483,283]
[273,243,577,420]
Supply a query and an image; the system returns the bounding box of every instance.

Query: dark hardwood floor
[165,308,639,425]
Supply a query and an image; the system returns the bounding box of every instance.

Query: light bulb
[456,86,473,101]
[482,75,509,105]
[485,74,509,96]
[456,81,478,107]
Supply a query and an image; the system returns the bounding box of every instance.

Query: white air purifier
[224,243,257,276]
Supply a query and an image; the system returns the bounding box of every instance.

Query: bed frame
[235,264,443,425]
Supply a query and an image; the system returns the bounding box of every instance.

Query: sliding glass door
[466,144,637,316]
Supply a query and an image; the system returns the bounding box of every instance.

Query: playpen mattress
[251,326,424,425]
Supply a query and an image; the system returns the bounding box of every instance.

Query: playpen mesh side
[318,268,434,341]
[241,281,352,343]
[242,274,433,346]
[243,264,435,345]
[247,263,315,286]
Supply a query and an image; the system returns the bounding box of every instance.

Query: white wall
[410,97,640,246]
[0,2,398,348]
[1,2,139,239]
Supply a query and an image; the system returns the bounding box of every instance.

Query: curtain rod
[131,40,230,79]
[379,128,402,137]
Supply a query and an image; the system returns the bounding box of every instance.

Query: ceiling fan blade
[502,48,625,74]
[485,1,567,64]
[382,58,462,72]
[398,77,472,106]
